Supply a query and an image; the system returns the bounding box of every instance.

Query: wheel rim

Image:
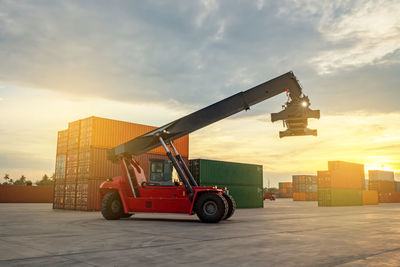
[203,200,218,216]
[111,199,121,213]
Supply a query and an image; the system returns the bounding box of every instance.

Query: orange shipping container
[64,179,77,210]
[318,161,365,189]
[53,179,65,209]
[317,171,331,188]
[368,180,396,193]
[306,192,318,201]
[77,116,189,157]
[56,130,68,155]
[378,192,400,203]
[362,190,379,205]
[75,178,106,211]
[293,192,306,201]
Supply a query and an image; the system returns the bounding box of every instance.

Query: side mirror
[271,95,320,138]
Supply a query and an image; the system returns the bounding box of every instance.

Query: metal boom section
[108,71,319,161]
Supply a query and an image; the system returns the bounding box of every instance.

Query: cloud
[0,0,399,114]
[306,1,400,74]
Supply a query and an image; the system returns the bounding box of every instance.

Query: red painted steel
[99,160,224,215]
[0,186,53,203]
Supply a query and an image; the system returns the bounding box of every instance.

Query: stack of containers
[278,182,293,198]
[368,170,400,203]
[292,175,317,201]
[189,159,263,208]
[54,116,189,211]
[317,161,366,206]
[53,130,68,209]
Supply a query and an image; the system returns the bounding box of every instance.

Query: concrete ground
[0,200,399,267]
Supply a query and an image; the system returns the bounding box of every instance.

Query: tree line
[2,173,55,186]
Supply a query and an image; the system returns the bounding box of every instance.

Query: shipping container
[327,161,365,189]
[293,192,306,201]
[76,178,107,211]
[67,120,81,151]
[378,192,400,203]
[53,179,65,209]
[189,159,263,208]
[368,180,396,193]
[279,182,293,198]
[306,192,318,201]
[292,175,317,201]
[200,184,263,208]
[77,116,189,157]
[55,154,66,179]
[54,116,190,210]
[56,130,68,155]
[368,170,394,181]
[189,159,263,187]
[318,188,362,206]
[362,190,379,205]
[64,179,77,210]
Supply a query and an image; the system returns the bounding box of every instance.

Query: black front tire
[195,193,228,223]
[101,192,123,220]
[222,193,236,220]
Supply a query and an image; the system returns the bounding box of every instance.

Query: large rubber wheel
[101,192,123,220]
[195,193,228,223]
[222,193,236,220]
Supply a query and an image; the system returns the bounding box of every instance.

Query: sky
[0,0,399,186]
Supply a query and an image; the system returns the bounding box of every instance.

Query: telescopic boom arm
[108,71,320,161]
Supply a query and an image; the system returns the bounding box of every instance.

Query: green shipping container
[189,159,263,208]
[318,188,363,206]
[189,159,263,187]
[202,184,263,208]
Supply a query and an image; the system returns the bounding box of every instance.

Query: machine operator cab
[148,159,180,186]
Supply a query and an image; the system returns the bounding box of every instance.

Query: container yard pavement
[1,200,400,266]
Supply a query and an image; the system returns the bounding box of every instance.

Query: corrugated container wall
[279,182,293,198]
[367,170,396,203]
[292,175,317,201]
[318,188,362,206]
[317,161,365,207]
[189,159,263,208]
[368,170,395,181]
[53,116,189,211]
[362,190,379,205]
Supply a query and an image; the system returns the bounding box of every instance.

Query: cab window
[149,159,174,185]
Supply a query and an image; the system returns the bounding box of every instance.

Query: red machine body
[100,159,224,216]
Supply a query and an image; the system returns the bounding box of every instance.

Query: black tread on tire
[222,193,236,220]
[101,192,123,220]
[195,192,228,223]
